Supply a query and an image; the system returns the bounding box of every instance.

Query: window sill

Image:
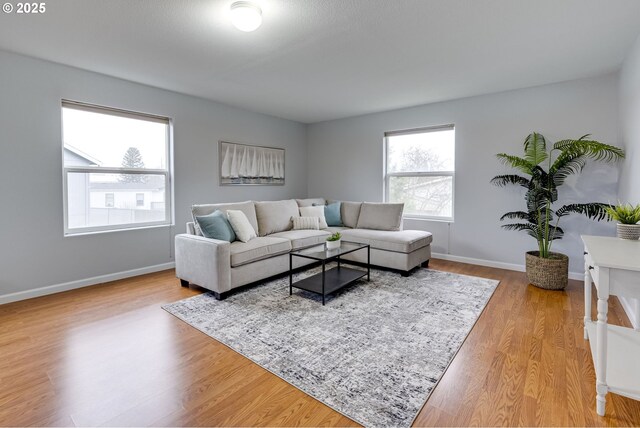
[64,223,173,237]
[402,216,454,224]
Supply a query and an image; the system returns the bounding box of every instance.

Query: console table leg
[584,259,591,340]
[596,295,609,416]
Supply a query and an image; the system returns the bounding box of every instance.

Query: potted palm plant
[491,133,624,290]
[605,203,640,240]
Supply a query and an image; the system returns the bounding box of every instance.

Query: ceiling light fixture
[230,1,262,32]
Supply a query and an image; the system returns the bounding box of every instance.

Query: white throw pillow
[227,210,258,242]
[299,206,328,229]
[292,216,320,230]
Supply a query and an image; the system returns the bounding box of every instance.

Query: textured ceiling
[1,0,640,123]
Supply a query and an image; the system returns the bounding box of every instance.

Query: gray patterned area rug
[163,266,498,427]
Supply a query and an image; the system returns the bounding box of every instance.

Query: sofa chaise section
[339,229,432,273]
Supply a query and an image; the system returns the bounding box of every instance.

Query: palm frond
[549,226,564,241]
[490,174,530,188]
[556,203,609,221]
[550,152,586,186]
[496,154,534,175]
[552,139,625,164]
[526,184,553,213]
[499,211,530,221]
[502,222,541,240]
[523,132,548,166]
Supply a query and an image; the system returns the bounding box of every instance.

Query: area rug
[163,267,499,427]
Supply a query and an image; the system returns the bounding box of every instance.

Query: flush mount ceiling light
[230,1,262,32]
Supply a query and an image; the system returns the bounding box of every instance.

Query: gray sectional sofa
[175,198,432,299]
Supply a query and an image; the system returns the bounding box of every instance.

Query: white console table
[582,235,640,416]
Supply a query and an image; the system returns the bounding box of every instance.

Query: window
[62,100,172,235]
[384,125,455,220]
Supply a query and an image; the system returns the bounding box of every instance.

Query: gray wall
[617,33,640,327]
[0,50,307,297]
[307,74,621,274]
[619,34,640,203]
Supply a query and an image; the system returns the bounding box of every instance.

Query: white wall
[0,50,307,300]
[307,74,621,275]
[617,34,640,328]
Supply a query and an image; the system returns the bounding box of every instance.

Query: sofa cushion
[356,202,404,231]
[270,229,332,250]
[229,237,292,267]
[292,216,320,230]
[327,200,362,228]
[195,210,236,242]
[299,205,328,229]
[296,198,326,207]
[255,199,300,236]
[192,201,258,236]
[227,210,257,243]
[340,229,432,253]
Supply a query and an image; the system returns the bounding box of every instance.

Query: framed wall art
[219,141,285,185]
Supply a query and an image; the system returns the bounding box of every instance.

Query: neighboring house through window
[384,125,455,221]
[105,193,115,208]
[62,100,172,234]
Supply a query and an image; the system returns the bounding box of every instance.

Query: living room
[1,0,640,426]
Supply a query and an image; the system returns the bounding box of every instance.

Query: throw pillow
[227,210,258,242]
[195,210,236,242]
[292,216,320,230]
[299,206,328,229]
[356,202,404,231]
[324,202,343,226]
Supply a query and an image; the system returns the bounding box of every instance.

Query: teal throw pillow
[324,202,343,226]
[195,210,236,242]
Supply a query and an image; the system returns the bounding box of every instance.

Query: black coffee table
[289,241,370,305]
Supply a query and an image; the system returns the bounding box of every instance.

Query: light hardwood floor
[1,259,639,427]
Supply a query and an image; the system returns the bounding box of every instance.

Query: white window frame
[383,124,455,222]
[62,100,173,236]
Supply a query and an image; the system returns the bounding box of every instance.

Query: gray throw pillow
[356,202,404,231]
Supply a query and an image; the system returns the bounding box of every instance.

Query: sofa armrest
[175,234,231,294]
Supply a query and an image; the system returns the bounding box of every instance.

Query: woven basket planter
[525,251,568,290]
[616,223,640,240]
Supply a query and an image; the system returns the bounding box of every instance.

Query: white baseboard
[431,252,583,281]
[0,262,176,305]
[618,296,640,329]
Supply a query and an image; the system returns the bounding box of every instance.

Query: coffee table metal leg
[322,260,326,306]
[289,253,293,295]
[337,255,341,270]
[367,245,371,281]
